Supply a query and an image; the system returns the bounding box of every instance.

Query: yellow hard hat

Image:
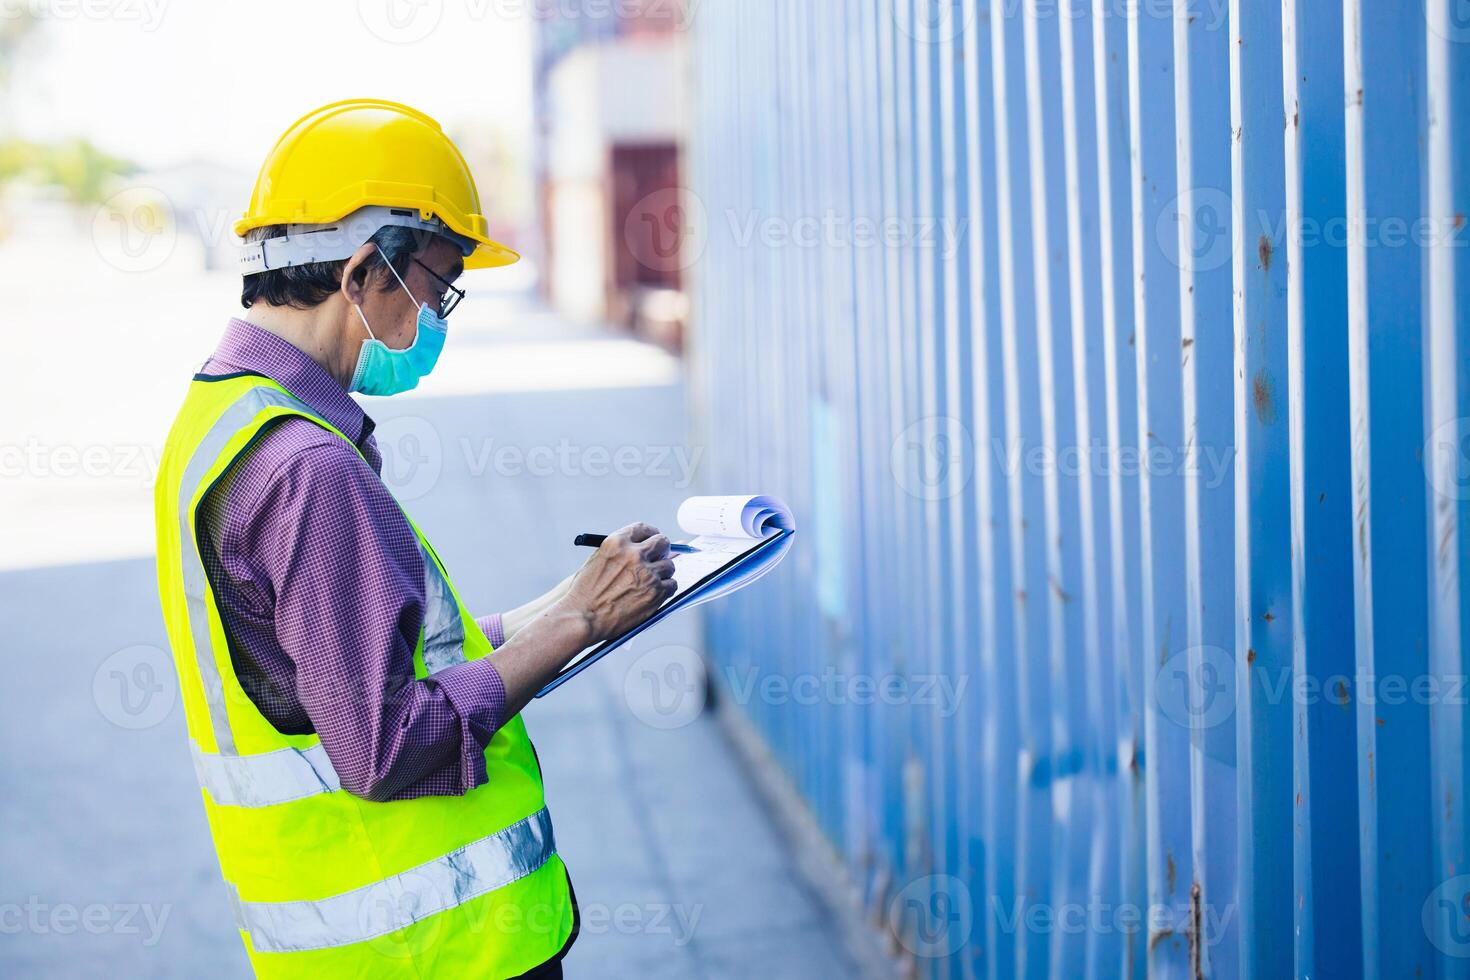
[235,98,518,270]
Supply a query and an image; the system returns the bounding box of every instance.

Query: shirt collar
[208,318,373,448]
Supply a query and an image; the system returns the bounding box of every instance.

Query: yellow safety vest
[154,372,573,978]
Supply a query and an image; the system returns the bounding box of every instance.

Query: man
[153,99,677,978]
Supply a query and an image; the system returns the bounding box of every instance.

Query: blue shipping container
[681,0,1470,977]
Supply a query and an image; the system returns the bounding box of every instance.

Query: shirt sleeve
[476,613,507,648]
[240,438,507,801]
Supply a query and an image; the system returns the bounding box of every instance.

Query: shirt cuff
[432,657,507,792]
[477,612,507,648]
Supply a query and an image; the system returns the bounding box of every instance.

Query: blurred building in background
[532,1,690,350]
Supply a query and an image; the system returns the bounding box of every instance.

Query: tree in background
[0,11,137,237]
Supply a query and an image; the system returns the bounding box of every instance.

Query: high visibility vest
[154,373,573,978]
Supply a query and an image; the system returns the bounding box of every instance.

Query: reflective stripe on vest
[192,741,341,808]
[177,385,320,753]
[418,538,467,674]
[233,807,555,953]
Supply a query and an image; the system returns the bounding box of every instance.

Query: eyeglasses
[413,258,466,319]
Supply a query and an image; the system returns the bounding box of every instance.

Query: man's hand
[488,523,678,719]
[560,522,678,644]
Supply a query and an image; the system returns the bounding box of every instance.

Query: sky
[8,0,534,170]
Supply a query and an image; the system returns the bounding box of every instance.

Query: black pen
[574,533,698,554]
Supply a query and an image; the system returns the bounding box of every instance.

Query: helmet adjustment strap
[238,205,475,276]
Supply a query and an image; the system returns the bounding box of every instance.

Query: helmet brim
[464,238,521,269]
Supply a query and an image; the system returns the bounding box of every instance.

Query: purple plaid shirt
[196,319,508,801]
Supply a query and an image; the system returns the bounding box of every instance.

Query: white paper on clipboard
[536,495,796,697]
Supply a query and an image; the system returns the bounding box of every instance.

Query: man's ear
[340,242,381,307]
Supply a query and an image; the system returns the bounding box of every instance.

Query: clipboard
[534,527,794,698]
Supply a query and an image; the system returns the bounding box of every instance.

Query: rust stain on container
[1253,370,1277,424]
[1258,235,1273,271]
[1189,881,1204,980]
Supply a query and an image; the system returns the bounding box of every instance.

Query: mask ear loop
[377,242,420,305]
[354,304,379,341]
[352,244,414,341]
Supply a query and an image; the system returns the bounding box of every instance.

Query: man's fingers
[649,559,676,582]
[639,533,671,560]
[618,522,660,544]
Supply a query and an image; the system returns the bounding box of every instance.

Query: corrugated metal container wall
[684,0,1470,976]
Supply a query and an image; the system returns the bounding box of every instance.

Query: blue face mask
[349,249,449,397]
